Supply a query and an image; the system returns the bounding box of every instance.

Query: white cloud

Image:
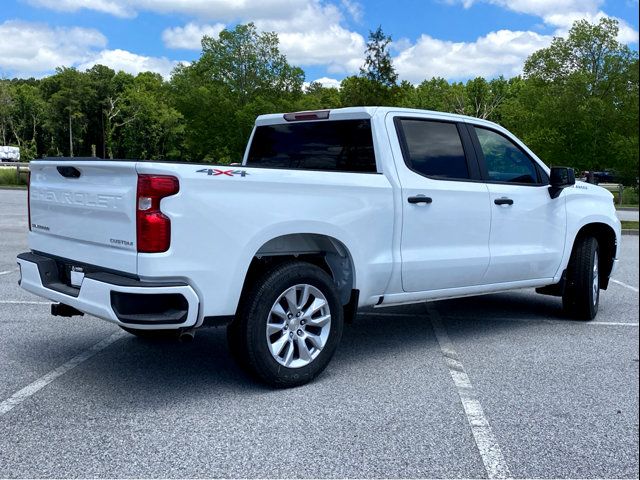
[27,0,322,21]
[458,0,603,18]
[251,2,364,74]
[28,0,368,73]
[23,0,637,85]
[305,76,342,88]
[26,0,135,17]
[544,10,639,43]
[393,29,552,82]
[0,20,183,79]
[78,49,183,79]
[0,20,107,76]
[341,0,363,22]
[162,22,226,50]
[277,26,364,74]
[448,0,639,43]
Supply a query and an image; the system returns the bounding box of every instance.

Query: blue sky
[1,0,638,85]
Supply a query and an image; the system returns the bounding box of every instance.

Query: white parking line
[590,321,639,326]
[0,331,124,416]
[611,279,639,293]
[427,305,512,480]
[0,300,50,305]
[0,269,16,276]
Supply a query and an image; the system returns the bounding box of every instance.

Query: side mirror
[549,167,575,199]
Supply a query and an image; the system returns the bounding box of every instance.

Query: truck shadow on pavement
[53,291,581,396]
[13,290,580,403]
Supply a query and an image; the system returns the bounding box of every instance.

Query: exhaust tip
[51,303,84,317]
[178,330,195,343]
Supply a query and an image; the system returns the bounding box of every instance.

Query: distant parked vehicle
[581,170,618,184]
[0,146,20,162]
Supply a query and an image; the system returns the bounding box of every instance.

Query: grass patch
[612,187,639,206]
[0,167,28,186]
[621,221,639,230]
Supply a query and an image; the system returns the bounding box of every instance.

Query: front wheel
[227,261,344,387]
[562,236,600,320]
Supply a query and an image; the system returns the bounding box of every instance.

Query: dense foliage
[0,19,637,183]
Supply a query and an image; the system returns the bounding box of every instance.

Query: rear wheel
[562,236,600,320]
[227,261,343,387]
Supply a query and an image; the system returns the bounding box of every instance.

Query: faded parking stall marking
[611,278,639,293]
[428,304,512,480]
[0,331,124,416]
[0,300,50,305]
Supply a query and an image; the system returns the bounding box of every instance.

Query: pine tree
[360,26,398,87]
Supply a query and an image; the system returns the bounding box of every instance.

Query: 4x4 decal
[196,168,249,177]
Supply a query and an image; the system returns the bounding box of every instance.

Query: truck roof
[255,106,503,131]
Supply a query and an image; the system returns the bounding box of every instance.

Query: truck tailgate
[28,160,139,274]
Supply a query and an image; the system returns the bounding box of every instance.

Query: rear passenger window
[246,119,376,173]
[397,119,469,180]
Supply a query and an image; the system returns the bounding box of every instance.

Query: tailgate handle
[57,166,81,179]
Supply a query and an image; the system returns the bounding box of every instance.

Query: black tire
[562,236,600,320]
[120,326,180,340]
[227,261,344,388]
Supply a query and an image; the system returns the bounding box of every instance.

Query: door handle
[408,195,433,204]
[494,197,514,206]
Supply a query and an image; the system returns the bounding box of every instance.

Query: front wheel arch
[568,223,617,290]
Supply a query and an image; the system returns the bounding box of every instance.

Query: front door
[469,125,566,283]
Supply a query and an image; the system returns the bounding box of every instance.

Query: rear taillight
[136,174,179,253]
[27,171,31,231]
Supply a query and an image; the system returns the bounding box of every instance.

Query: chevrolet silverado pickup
[17,107,622,387]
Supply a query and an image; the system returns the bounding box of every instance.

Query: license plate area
[70,267,85,287]
[55,261,85,289]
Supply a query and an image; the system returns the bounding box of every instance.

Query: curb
[0,186,27,190]
[616,207,639,212]
[622,229,639,236]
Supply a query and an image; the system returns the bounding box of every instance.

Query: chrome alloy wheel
[593,250,599,306]
[266,284,331,368]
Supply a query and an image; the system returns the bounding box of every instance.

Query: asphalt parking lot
[0,188,638,479]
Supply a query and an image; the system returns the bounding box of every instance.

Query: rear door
[468,125,566,283]
[388,115,491,292]
[28,160,139,273]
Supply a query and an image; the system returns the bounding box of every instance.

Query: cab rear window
[246,119,377,173]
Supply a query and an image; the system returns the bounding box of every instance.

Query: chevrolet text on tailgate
[17,107,622,387]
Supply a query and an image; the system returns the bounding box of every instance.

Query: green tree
[172,23,305,162]
[299,82,341,110]
[199,23,304,107]
[513,18,639,181]
[119,72,184,160]
[361,25,398,87]
[41,68,91,156]
[0,81,16,146]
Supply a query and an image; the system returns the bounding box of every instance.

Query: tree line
[0,19,637,184]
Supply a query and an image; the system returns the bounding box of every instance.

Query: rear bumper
[17,252,200,330]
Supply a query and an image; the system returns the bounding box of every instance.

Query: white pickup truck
[17,107,621,387]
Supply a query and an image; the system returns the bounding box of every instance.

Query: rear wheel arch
[240,233,357,310]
